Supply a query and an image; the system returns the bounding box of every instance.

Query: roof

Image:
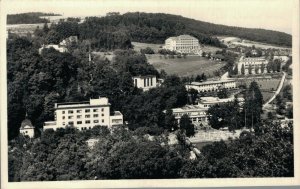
[172,105,207,113]
[132,75,156,79]
[166,34,198,41]
[187,79,236,86]
[20,119,34,129]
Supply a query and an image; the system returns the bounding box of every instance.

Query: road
[263,72,286,109]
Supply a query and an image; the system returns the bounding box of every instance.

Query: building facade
[185,80,236,93]
[133,75,157,91]
[164,35,202,54]
[20,118,35,138]
[237,56,268,75]
[39,44,68,54]
[171,105,208,126]
[197,96,244,108]
[44,97,123,131]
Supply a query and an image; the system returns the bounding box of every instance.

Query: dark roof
[20,119,34,129]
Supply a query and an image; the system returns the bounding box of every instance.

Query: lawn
[236,77,282,102]
[132,42,163,53]
[7,23,45,36]
[146,54,225,77]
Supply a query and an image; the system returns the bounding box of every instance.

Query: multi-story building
[44,97,123,131]
[171,105,208,126]
[20,118,35,138]
[164,35,202,54]
[185,80,236,93]
[133,75,157,91]
[237,56,268,74]
[197,96,244,108]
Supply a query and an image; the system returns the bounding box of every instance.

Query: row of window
[62,114,104,119]
[144,78,153,87]
[62,108,105,114]
[63,119,105,125]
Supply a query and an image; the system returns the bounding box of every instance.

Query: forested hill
[7,12,61,25]
[84,12,291,47]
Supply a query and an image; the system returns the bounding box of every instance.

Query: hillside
[83,12,291,47]
[7,12,61,25]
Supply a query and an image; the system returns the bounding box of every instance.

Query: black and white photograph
[1,0,299,188]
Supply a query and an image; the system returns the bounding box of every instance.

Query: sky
[4,0,294,34]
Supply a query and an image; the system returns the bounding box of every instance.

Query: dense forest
[8,12,291,47]
[81,12,291,47]
[8,121,293,181]
[7,12,61,25]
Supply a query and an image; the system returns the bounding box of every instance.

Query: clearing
[146,54,225,77]
[132,42,163,53]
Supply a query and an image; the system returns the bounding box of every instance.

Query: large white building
[44,97,123,131]
[237,56,268,75]
[164,35,202,54]
[133,75,158,91]
[171,105,208,126]
[186,80,236,93]
[197,96,244,108]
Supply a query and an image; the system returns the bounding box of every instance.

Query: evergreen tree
[164,109,178,131]
[179,114,195,137]
[241,64,245,75]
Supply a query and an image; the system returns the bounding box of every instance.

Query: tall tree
[179,114,195,137]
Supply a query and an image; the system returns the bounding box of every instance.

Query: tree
[217,88,229,99]
[243,81,263,131]
[260,63,265,73]
[179,114,195,137]
[164,109,178,131]
[241,64,245,75]
[248,64,253,74]
[140,47,155,54]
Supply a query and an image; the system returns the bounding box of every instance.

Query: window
[69,121,74,125]
[101,114,104,117]
[93,109,98,112]
[62,111,65,114]
[62,116,65,119]
[85,115,90,118]
[77,121,82,124]
[62,122,65,125]
[68,110,73,114]
[85,120,90,124]
[93,114,98,118]
[77,115,82,119]
[102,119,104,123]
[94,120,99,123]
[68,116,73,119]
[85,109,90,113]
[101,108,104,112]
[77,110,82,113]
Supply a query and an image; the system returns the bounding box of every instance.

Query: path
[263,72,286,109]
[220,71,229,80]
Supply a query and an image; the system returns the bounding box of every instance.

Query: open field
[147,54,225,77]
[201,45,222,53]
[132,42,163,53]
[216,36,291,50]
[92,51,115,61]
[236,77,282,102]
[7,23,45,35]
